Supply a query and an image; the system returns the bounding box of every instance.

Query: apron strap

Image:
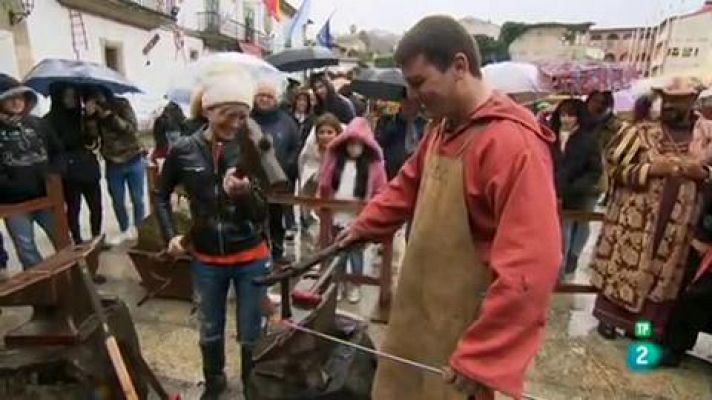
[426,119,491,162]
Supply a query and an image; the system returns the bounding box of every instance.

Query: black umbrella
[266,46,338,72]
[351,68,407,101]
[23,58,142,96]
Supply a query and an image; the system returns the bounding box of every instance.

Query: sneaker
[126,226,139,242]
[347,285,362,304]
[107,231,130,247]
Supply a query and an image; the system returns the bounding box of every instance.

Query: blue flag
[286,0,312,47]
[317,18,334,49]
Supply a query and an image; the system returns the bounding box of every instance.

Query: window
[189,49,199,61]
[623,33,632,40]
[619,52,628,61]
[682,47,693,57]
[607,33,619,40]
[590,34,602,41]
[102,41,124,74]
[694,48,700,56]
[668,47,680,57]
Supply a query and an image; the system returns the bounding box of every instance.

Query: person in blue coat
[375,97,427,180]
[251,82,300,263]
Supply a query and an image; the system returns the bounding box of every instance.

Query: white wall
[509,27,590,62]
[662,12,712,75]
[25,0,204,97]
[0,31,20,77]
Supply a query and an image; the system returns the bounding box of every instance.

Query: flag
[286,0,312,47]
[317,17,334,49]
[263,0,281,21]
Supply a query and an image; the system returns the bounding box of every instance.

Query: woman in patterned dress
[590,79,707,340]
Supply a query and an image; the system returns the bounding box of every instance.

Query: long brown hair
[314,113,342,134]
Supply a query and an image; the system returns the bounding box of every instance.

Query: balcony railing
[58,0,176,29]
[126,0,177,15]
[197,11,272,51]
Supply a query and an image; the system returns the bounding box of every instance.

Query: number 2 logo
[636,345,649,366]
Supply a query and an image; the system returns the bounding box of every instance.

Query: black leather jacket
[155,130,268,256]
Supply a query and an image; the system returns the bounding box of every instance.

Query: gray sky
[299,0,706,35]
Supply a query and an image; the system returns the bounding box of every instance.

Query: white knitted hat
[201,73,256,111]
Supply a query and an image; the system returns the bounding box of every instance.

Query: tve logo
[627,320,662,372]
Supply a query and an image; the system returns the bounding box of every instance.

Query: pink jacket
[318,117,388,200]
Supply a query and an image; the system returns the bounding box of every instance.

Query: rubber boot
[200,343,226,400]
[241,344,255,398]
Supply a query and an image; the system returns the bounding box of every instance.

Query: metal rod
[281,320,545,400]
[282,320,443,375]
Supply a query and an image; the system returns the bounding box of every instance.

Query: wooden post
[46,174,71,249]
[372,237,393,323]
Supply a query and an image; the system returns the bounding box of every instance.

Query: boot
[200,373,227,400]
[659,347,684,368]
[241,344,255,397]
[200,343,226,399]
[596,322,618,340]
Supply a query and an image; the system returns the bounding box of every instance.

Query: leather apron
[372,127,491,400]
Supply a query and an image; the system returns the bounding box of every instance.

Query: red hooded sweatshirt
[351,92,562,399]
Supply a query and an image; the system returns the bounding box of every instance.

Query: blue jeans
[561,196,598,276]
[106,157,146,232]
[333,226,364,277]
[4,209,57,269]
[192,257,269,378]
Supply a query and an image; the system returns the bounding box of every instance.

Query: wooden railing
[0,174,71,250]
[147,162,604,322]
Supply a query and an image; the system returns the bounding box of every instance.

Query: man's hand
[442,367,488,397]
[98,106,112,118]
[692,238,711,255]
[334,226,366,249]
[223,168,251,198]
[679,160,709,182]
[649,158,679,177]
[167,235,186,257]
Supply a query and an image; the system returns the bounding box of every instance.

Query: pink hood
[319,117,388,200]
[325,117,384,162]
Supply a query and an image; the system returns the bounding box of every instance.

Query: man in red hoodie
[338,16,561,400]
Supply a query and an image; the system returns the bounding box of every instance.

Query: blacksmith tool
[254,242,344,286]
[281,320,545,400]
[136,251,185,307]
[76,257,139,400]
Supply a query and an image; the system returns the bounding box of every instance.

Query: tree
[498,22,529,49]
[474,35,509,65]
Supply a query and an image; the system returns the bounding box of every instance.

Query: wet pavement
[2,194,712,399]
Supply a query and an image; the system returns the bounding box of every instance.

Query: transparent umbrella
[166,52,286,106]
[482,62,549,103]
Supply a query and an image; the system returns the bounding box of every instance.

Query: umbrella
[23,58,142,95]
[351,68,407,101]
[482,62,547,99]
[166,52,285,106]
[266,46,338,72]
[612,89,636,113]
[537,61,638,95]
